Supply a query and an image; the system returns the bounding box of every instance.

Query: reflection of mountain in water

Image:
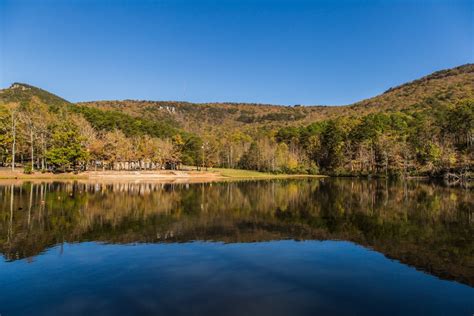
[0,179,472,286]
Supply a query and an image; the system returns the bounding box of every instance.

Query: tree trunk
[11,113,16,171]
[30,129,34,171]
[41,133,46,171]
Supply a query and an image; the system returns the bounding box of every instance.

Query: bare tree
[6,103,20,171]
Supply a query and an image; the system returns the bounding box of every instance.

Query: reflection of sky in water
[1,241,472,316]
[0,179,472,315]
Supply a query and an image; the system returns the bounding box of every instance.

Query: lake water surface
[0,179,472,315]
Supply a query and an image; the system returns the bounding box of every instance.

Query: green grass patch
[211,168,321,179]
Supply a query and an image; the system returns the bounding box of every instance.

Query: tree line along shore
[0,65,472,180]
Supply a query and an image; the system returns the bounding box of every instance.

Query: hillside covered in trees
[0,64,472,177]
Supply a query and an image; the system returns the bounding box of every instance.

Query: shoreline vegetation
[3,167,468,187]
[0,65,472,180]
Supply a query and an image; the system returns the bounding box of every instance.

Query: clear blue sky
[0,0,472,105]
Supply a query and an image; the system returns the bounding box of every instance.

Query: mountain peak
[10,83,33,91]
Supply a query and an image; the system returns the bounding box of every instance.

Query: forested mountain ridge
[0,64,473,176]
[77,64,474,134]
[352,63,474,111]
[0,83,72,110]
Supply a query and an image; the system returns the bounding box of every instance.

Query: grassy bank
[211,168,323,180]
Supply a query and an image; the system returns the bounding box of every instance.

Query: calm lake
[0,179,472,315]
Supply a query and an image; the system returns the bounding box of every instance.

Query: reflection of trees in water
[0,179,472,285]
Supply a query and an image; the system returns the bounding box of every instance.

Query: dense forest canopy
[0,64,472,176]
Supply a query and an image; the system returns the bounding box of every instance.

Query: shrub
[23,163,33,174]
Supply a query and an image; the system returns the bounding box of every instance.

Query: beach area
[0,167,320,183]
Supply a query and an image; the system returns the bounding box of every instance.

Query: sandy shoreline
[0,169,321,183]
[0,170,219,181]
